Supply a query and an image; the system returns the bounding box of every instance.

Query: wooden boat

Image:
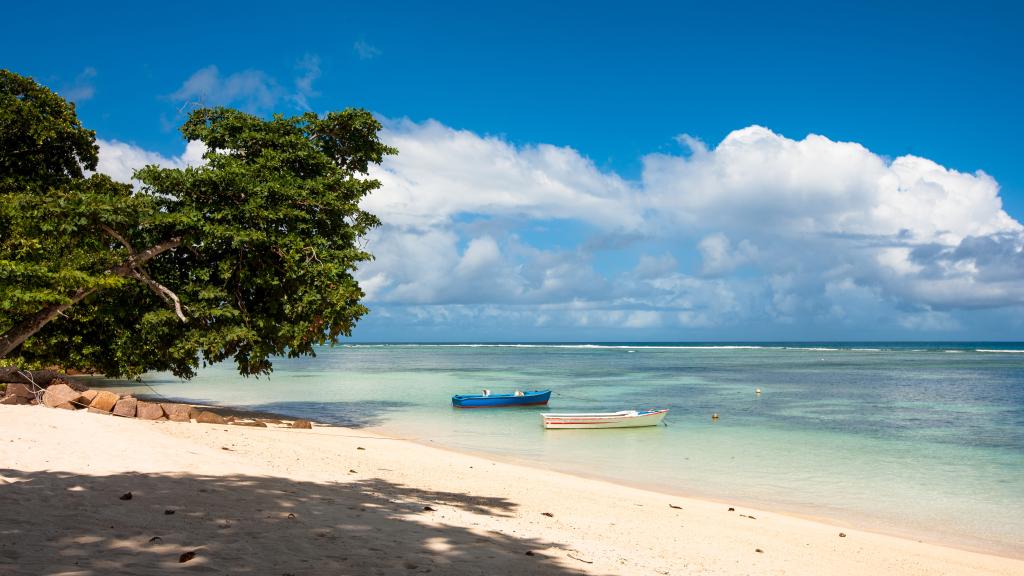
[541,409,668,429]
[452,389,551,408]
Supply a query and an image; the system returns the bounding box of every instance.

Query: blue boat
[452,389,551,408]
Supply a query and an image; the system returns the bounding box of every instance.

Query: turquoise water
[95,343,1024,555]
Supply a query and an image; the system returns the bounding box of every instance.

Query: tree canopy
[0,70,393,378]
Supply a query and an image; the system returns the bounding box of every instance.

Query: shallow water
[96,342,1024,555]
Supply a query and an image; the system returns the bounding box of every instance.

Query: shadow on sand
[0,468,601,575]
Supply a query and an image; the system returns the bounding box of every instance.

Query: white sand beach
[1,405,1021,575]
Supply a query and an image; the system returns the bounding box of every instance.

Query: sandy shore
[1,405,1021,575]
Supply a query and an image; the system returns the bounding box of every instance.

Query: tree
[0,70,393,378]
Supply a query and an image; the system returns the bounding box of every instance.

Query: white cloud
[94,119,1024,337]
[169,58,322,112]
[170,66,281,111]
[354,40,381,60]
[698,233,758,276]
[95,139,207,183]
[61,67,97,102]
[291,55,321,110]
[640,125,1023,312]
[897,310,960,332]
[367,119,643,230]
[643,126,1020,244]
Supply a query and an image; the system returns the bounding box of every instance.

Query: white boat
[541,409,668,429]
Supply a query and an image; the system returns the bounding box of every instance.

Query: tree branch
[100,224,136,255]
[126,266,187,322]
[0,237,184,359]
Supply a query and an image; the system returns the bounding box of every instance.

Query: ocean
[94,342,1024,555]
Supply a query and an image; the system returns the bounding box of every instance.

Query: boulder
[81,389,99,403]
[42,383,85,409]
[45,377,90,393]
[195,411,227,425]
[231,420,268,428]
[161,403,192,422]
[291,419,313,429]
[136,401,165,420]
[5,383,35,400]
[88,391,120,413]
[112,397,138,418]
[189,406,204,420]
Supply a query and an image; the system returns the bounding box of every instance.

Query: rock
[195,411,227,425]
[136,401,165,420]
[5,383,35,399]
[112,397,138,418]
[1,394,30,405]
[55,402,77,410]
[179,550,197,563]
[119,492,133,500]
[189,406,205,420]
[230,420,267,428]
[42,383,85,409]
[161,403,192,422]
[88,391,120,413]
[81,389,99,403]
[291,419,313,429]
[45,377,89,392]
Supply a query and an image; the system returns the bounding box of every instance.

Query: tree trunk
[0,237,182,359]
[0,367,66,386]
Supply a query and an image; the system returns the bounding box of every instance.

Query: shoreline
[3,404,1022,575]
[379,426,1024,562]
[94,390,1024,560]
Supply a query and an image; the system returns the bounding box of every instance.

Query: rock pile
[0,375,315,429]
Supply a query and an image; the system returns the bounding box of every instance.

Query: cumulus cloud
[94,119,1024,337]
[644,126,1019,244]
[640,126,1022,314]
[95,139,207,183]
[698,234,758,276]
[367,119,643,230]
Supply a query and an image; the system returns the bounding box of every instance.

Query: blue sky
[4,1,1023,340]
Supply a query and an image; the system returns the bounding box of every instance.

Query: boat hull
[452,390,551,408]
[542,409,668,429]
